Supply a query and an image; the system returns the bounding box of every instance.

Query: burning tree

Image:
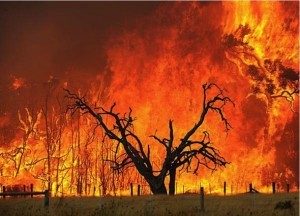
[222,23,299,186]
[222,24,299,110]
[65,83,233,195]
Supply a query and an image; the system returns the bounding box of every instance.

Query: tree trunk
[148,177,167,195]
[44,99,51,193]
[149,183,167,194]
[169,168,176,195]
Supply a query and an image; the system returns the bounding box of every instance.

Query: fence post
[44,190,49,207]
[252,190,256,209]
[149,194,152,209]
[3,186,5,199]
[130,183,133,196]
[138,185,140,196]
[286,184,289,193]
[272,182,275,194]
[183,185,184,194]
[99,196,102,209]
[99,189,102,210]
[249,183,252,193]
[30,184,33,198]
[224,181,226,196]
[200,187,204,211]
[23,185,26,198]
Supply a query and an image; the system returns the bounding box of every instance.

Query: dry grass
[0,192,298,216]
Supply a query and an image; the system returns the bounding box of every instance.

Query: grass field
[0,192,298,216]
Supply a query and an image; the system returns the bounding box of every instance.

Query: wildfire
[0,1,298,196]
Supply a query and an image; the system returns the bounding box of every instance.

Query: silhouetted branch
[64,82,232,195]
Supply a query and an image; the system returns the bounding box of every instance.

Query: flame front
[0,1,298,196]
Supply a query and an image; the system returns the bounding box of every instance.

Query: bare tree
[3,108,41,178]
[65,83,233,195]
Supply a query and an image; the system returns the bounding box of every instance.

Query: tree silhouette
[65,83,233,195]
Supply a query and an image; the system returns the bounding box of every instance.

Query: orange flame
[0,1,298,196]
[11,77,26,91]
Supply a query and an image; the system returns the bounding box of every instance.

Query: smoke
[0,2,160,112]
[0,1,161,151]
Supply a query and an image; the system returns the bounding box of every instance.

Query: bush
[274,200,293,210]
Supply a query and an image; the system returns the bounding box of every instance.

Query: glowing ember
[11,77,25,90]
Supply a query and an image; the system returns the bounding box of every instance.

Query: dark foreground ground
[0,192,298,216]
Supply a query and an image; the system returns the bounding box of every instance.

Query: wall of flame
[0,1,298,196]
